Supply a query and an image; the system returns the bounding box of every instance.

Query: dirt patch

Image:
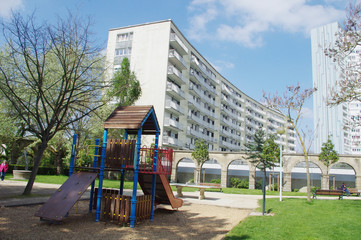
[0,201,251,240]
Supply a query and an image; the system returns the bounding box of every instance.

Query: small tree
[244,128,279,215]
[191,139,209,184]
[107,57,142,106]
[263,84,316,202]
[319,136,339,175]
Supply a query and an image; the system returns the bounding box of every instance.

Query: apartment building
[311,22,361,154]
[105,20,296,152]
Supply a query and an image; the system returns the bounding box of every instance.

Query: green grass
[10,174,138,190]
[222,188,307,196]
[225,198,361,240]
[10,174,306,196]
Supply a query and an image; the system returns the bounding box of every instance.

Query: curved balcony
[170,33,188,55]
[166,82,185,100]
[168,65,186,85]
[169,49,187,70]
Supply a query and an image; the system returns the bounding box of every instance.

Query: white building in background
[312,22,361,154]
[105,20,296,152]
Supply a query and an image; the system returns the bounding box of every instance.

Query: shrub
[230,177,249,189]
[311,186,320,193]
[237,179,249,189]
[230,177,241,188]
[210,178,221,184]
[255,180,263,189]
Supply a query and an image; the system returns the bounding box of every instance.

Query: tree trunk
[55,147,66,175]
[194,167,201,185]
[23,140,48,195]
[304,153,311,202]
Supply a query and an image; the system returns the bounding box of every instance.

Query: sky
[0,0,351,145]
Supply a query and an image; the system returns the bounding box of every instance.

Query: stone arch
[254,163,280,190]
[286,155,327,175]
[175,157,195,183]
[199,158,222,183]
[291,160,323,191]
[329,162,356,189]
[171,151,193,182]
[227,159,250,188]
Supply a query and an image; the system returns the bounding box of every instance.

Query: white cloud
[187,0,345,47]
[187,0,218,41]
[0,0,23,18]
[211,59,235,72]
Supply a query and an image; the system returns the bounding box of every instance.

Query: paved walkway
[1,179,360,209]
[0,179,261,209]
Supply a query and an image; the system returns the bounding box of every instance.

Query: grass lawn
[9,174,137,190]
[10,174,306,196]
[225,198,361,240]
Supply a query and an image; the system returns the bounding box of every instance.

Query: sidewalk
[2,179,358,209]
[0,180,65,207]
[0,179,261,209]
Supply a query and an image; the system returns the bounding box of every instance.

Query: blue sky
[0,0,350,138]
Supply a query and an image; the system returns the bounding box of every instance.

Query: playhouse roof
[103,105,160,135]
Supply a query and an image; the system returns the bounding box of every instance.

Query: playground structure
[35,105,182,228]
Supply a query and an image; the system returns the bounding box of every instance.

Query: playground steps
[138,173,183,209]
[35,171,97,221]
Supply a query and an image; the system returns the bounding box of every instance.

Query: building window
[115,47,132,56]
[116,32,133,42]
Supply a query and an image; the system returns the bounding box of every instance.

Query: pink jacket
[0,163,8,172]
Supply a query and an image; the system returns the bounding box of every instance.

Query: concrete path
[0,179,261,209]
[1,179,359,209]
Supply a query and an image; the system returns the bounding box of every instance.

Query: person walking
[0,160,9,181]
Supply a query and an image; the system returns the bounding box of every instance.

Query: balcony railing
[164,117,183,130]
[166,82,185,99]
[168,65,186,84]
[165,99,184,114]
[169,49,187,69]
[163,136,182,147]
[188,98,203,110]
[170,33,188,55]
[189,85,203,98]
[187,114,204,126]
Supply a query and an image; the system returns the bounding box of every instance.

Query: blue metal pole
[130,128,142,228]
[89,138,99,213]
[119,168,125,195]
[124,130,128,140]
[69,134,77,177]
[150,131,160,221]
[96,129,108,222]
[120,130,128,195]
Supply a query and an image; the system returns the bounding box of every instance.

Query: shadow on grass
[225,235,251,239]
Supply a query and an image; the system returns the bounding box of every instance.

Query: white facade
[312,22,361,154]
[105,20,296,152]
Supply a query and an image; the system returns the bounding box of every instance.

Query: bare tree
[325,2,361,108]
[263,84,316,202]
[0,12,107,195]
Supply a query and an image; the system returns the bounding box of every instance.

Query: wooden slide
[35,171,98,222]
[138,173,183,209]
